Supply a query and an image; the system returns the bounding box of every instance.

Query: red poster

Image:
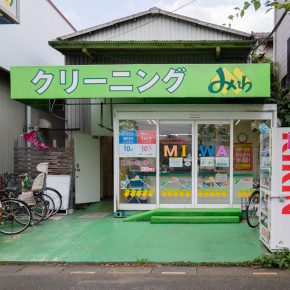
[137,130,156,144]
[234,143,252,171]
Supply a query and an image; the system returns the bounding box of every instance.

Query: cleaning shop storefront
[11,63,274,213]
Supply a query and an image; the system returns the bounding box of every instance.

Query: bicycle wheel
[30,194,47,225]
[41,193,55,220]
[246,191,260,228]
[0,198,32,235]
[41,187,62,216]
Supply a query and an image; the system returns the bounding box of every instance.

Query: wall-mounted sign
[234,143,252,171]
[0,0,19,24]
[11,64,270,99]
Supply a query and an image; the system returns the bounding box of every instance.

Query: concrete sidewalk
[0,264,288,277]
[1,264,289,290]
[0,201,266,263]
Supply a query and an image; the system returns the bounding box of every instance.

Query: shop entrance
[159,122,192,207]
[116,106,275,212]
[159,121,231,208]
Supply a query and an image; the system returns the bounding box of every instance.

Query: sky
[51,0,274,33]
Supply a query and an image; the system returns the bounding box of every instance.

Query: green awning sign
[11,64,270,99]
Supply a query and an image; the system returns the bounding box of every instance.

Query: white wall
[0,0,75,173]
[0,70,26,173]
[0,0,75,70]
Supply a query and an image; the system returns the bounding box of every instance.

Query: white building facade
[274,2,290,84]
[0,0,75,173]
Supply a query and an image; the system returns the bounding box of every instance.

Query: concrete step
[155,208,242,217]
[124,208,242,222]
[150,215,241,224]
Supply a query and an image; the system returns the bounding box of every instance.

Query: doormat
[78,212,112,219]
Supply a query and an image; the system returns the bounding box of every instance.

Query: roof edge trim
[56,7,251,41]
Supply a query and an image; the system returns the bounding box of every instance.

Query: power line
[171,0,198,13]
[106,0,198,41]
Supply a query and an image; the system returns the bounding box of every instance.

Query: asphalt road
[0,264,289,290]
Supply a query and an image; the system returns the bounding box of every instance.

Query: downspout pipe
[26,106,31,147]
[287,37,290,87]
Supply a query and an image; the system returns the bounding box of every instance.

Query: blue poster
[119,130,137,144]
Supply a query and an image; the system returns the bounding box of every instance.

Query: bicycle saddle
[5,186,18,193]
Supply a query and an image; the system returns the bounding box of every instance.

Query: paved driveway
[0,203,266,263]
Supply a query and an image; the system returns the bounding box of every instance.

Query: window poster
[200,157,215,167]
[234,143,252,171]
[137,130,156,144]
[169,157,183,168]
[215,157,229,167]
[119,130,156,157]
[120,159,156,172]
[215,173,228,183]
[261,156,271,168]
[159,125,192,175]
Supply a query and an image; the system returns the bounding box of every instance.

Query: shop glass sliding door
[118,119,157,206]
[196,122,231,207]
[159,122,192,206]
[158,121,231,208]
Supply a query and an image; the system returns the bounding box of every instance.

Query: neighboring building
[274,4,290,87]
[252,32,273,61]
[0,0,75,173]
[11,7,275,214]
[0,0,19,24]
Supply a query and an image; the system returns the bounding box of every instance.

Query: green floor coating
[0,201,266,263]
[124,208,243,222]
[150,216,240,224]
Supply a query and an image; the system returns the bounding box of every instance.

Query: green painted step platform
[124,208,242,223]
[150,216,240,224]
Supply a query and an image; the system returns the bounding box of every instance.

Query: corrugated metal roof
[55,7,251,41]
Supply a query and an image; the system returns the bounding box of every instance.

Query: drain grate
[78,212,112,219]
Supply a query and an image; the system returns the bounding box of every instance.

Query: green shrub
[254,249,290,269]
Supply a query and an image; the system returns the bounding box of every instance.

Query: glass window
[197,124,230,205]
[119,120,156,204]
[233,120,271,206]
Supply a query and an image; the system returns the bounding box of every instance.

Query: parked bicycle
[2,163,62,225]
[246,182,260,228]
[0,191,32,235]
[19,163,63,216]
